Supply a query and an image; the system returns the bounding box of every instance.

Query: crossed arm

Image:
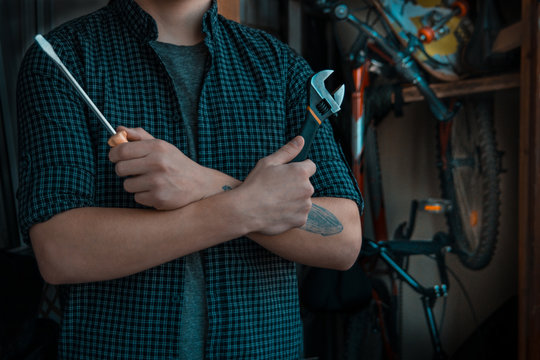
[30,128,362,284]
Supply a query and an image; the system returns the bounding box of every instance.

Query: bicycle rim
[437,97,501,270]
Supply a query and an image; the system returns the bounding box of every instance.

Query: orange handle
[107,130,128,147]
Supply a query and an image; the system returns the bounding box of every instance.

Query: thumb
[117,126,155,141]
[266,136,304,165]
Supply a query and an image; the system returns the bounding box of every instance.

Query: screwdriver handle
[291,106,321,162]
[107,130,128,147]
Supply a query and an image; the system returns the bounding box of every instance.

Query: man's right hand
[109,127,241,210]
[235,136,317,236]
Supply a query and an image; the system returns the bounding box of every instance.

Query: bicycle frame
[352,63,390,242]
[364,233,451,360]
[340,0,459,239]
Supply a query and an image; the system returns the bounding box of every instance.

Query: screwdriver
[34,34,127,147]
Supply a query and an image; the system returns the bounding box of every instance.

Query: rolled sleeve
[16,42,96,244]
[309,119,364,212]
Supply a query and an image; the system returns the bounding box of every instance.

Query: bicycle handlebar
[380,239,449,255]
[362,231,451,257]
[313,1,459,122]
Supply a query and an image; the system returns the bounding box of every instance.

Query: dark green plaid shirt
[17,0,362,358]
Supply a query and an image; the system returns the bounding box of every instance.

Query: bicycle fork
[422,295,447,360]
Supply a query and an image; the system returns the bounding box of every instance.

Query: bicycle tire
[436,96,501,270]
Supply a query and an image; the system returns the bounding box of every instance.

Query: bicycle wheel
[437,96,501,270]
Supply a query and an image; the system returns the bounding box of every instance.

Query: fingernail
[291,136,302,147]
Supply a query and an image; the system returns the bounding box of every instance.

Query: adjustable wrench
[292,69,345,162]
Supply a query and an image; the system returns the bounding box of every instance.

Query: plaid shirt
[17,0,363,358]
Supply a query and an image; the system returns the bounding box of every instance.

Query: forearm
[104,134,361,272]
[148,170,362,270]
[199,174,362,270]
[30,190,247,284]
[248,197,362,270]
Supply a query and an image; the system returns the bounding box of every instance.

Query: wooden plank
[519,1,540,360]
[493,21,523,53]
[217,0,240,22]
[400,73,520,103]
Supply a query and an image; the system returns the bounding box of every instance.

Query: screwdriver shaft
[35,34,117,136]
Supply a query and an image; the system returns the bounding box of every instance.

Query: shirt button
[171,295,181,304]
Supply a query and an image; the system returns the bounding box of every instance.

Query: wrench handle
[291,106,321,162]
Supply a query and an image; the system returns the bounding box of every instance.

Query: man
[17,0,363,358]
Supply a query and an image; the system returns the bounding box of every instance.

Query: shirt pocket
[214,99,287,179]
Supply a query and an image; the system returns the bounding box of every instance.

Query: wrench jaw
[332,84,345,112]
[291,69,345,163]
[309,70,345,123]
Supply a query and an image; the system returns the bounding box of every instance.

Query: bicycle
[299,0,503,359]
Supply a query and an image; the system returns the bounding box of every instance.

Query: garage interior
[0,1,538,359]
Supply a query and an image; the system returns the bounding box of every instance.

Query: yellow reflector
[424,205,442,212]
[470,211,479,227]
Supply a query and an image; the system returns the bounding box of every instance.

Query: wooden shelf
[400,72,520,103]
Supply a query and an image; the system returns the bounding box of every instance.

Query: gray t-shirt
[150,40,208,360]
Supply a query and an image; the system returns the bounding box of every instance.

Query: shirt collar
[111,0,219,44]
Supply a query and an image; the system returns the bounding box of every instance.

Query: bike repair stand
[366,198,453,360]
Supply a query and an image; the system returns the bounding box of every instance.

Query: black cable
[434,257,489,360]
[368,8,383,28]
[365,7,374,27]
[426,255,479,328]
[439,295,447,337]
[417,45,448,67]
[444,264,479,327]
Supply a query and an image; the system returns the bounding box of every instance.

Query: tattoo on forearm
[301,203,343,236]
[222,185,232,192]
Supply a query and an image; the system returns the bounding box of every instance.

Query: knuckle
[154,139,168,152]
[304,199,313,213]
[123,179,132,193]
[308,160,317,174]
[281,146,294,158]
[148,174,162,188]
[301,161,316,177]
[108,150,116,163]
[153,193,167,209]
[301,212,310,225]
[257,158,270,168]
[115,162,128,177]
[300,167,311,178]
[155,158,168,172]
[295,212,309,228]
[133,192,148,206]
[116,145,128,158]
[115,162,123,176]
[306,184,315,197]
